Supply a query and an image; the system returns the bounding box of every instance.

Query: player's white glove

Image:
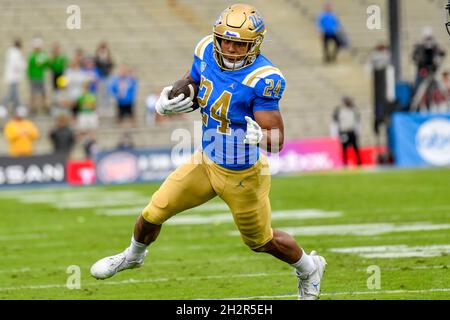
[244,116,263,145]
[155,86,194,115]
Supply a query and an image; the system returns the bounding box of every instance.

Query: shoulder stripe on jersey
[242,66,285,88]
[195,35,213,60]
[248,70,284,87]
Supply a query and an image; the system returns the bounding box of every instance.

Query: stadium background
[0,0,448,158]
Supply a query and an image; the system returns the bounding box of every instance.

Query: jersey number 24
[198,75,232,135]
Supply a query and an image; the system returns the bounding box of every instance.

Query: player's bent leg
[141,151,217,224]
[251,229,301,264]
[219,156,327,300]
[91,151,216,280]
[218,155,274,250]
[90,216,161,280]
[133,214,162,245]
[253,230,327,300]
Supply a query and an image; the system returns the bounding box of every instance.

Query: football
[168,78,200,111]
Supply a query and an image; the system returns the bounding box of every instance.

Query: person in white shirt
[332,96,362,166]
[0,39,26,117]
[65,58,90,117]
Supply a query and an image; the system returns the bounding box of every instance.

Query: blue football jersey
[189,35,286,170]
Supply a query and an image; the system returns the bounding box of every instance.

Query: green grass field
[0,167,449,300]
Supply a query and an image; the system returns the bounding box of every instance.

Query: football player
[91,3,326,300]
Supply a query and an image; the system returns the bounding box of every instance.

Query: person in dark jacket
[49,113,75,158]
[94,41,115,113]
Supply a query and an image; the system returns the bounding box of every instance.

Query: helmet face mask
[213,4,266,71]
[214,36,251,69]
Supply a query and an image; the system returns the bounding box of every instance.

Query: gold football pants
[142,151,273,249]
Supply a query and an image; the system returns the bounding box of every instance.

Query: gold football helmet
[213,3,266,71]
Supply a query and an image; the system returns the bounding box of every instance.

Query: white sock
[127,236,147,260]
[291,250,315,276]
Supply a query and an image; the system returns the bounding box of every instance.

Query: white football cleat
[296,250,327,300]
[90,248,147,280]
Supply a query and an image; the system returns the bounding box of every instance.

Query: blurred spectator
[95,42,114,78]
[83,133,98,159]
[412,27,446,89]
[0,39,26,118]
[65,58,90,117]
[116,131,135,150]
[331,96,362,166]
[367,43,394,135]
[317,2,341,63]
[3,106,39,157]
[73,48,85,66]
[49,43,68,92]
[109,65,138,126]
[27,37,50,115]
[76,82,98,137]
[411,28,447,111]
[49,113,75,158]
[94,41,115,115]
[51,75,72,117]
[145,91,159,125]
[82,57,100,94]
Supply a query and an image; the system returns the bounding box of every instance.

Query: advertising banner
[266,137,343,174]
[96,138,344,184]
[391,112,450,167]
[95,148,190,184]
[343,146,387,167]
[66,160,96,185]
[0,154,66,187]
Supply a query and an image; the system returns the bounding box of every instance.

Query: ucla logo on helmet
[249,13,264,31]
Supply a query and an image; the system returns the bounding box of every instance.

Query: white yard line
[369,205,450,214]
[0,234,48,241]
[96,209,342,224]
[0,190,149,209]
[228,222,450,237]
[356,265,449,271]
[216,288,450,300]
[0,190,140,200]
[53,199,150,209]
[0,272,290,292]
[96,203,230,216]
[166,211,341,226]
[0,256,264,274]
[0,268,33,274]
[330,244,450,258]
[0,225,66,234]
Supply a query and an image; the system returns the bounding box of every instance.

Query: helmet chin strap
[223,57,245,69]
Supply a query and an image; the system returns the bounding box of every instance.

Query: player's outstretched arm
[246,110,284,153]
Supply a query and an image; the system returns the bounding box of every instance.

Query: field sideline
[0,167,449,300]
